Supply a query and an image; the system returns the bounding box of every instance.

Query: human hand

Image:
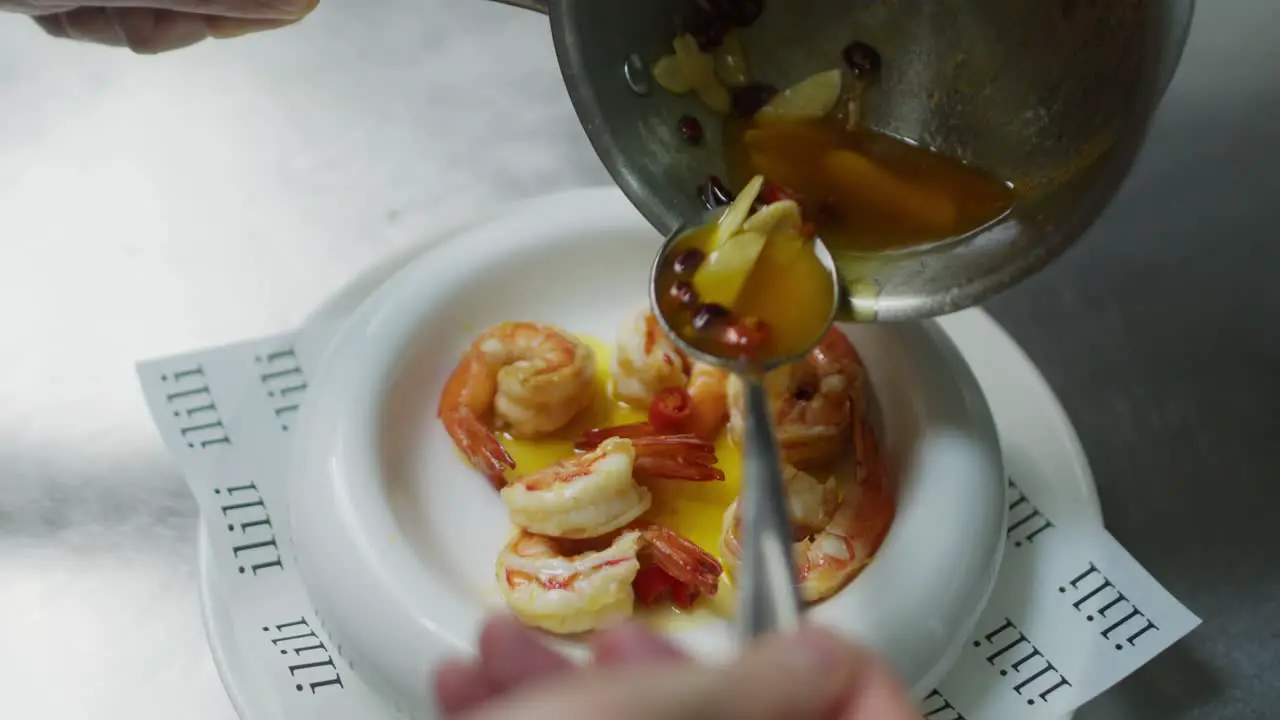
[4,0,318,53]
[434,615,921,720]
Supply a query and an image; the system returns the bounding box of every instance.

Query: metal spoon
[648,213,842,643]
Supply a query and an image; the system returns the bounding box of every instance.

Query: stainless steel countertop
[0,2,1274,718]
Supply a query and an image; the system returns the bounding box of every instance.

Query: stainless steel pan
[492,0,1194,320]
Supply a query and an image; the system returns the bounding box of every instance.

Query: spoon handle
[737,374,803,642]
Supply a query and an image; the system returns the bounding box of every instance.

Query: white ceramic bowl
[290,189,1006,718]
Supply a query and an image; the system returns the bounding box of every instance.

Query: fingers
[476,615,574,691]
[719,628,917,720]
[109,8,209,52]
[30,0,317,19]
[635,627,892,720]
[33,4,313,53]
[834,652,920,720]
[434,661,498,718]
[459,626,919,720]
[591,622,687,666]
[33,7,126,47]
[438,619,684,716]
[434,615,576,717]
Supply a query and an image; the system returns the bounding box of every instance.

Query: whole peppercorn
[677,115,704,145]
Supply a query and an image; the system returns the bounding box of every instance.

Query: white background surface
[0,2,1275,719]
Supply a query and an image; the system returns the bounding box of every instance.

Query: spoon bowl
[648,209,843,374]
[649,211,842,642]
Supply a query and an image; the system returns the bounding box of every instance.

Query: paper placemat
[138,311,1198,720]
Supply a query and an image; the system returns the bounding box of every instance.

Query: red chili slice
[633,566,673,606]
[648,387,693,434]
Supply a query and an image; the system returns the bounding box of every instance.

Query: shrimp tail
[632,435,725,482]
[634,457,725,482]
[437,351,480,420]
[641,525,723,596]
[444,410,514,489]
[438,349,515,488]
[575,422,658,450]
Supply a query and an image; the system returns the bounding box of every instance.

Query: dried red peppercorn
[671,248,705,276]
[668,280,699,307]
[687,7,730,50]
[723,316,770,357]
[692,303,731,332]
[677,115,704,145]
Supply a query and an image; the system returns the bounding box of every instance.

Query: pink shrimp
[502,435,723,539]
[438,321,596,488]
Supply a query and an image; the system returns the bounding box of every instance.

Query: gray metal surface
[0,1,1272,719]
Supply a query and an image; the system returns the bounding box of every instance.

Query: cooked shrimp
[438,321,597,486]
[497,530,642,635]
[578,360,729,446]
[501,435,724,539]
[579,309,732,447]
[497,525,723,635]
[782,463,841,535]
[684,361,730,440]
[613,305,689,406]
[719,463,838,546]
[720,414,894,603]
[720,475,893,603]
[792,469,894,602]
[727,328,866,467]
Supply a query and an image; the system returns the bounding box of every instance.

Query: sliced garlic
[714,31,750,87]
[756,69,843,122]
[673,35,716,90]
[653,53,692,94]
[697,82,732,114]
[674,33,732,114]
[692,230,768,308]
[713,175,765,248]
[743,199,802,237]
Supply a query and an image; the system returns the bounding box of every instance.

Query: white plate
[287,189,1006,715]
[199,189,1101,720]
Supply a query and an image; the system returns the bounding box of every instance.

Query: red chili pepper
[759,182,792,206]
[633,566,672,606]
[670,581,699,609]
[648,387,693,434]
